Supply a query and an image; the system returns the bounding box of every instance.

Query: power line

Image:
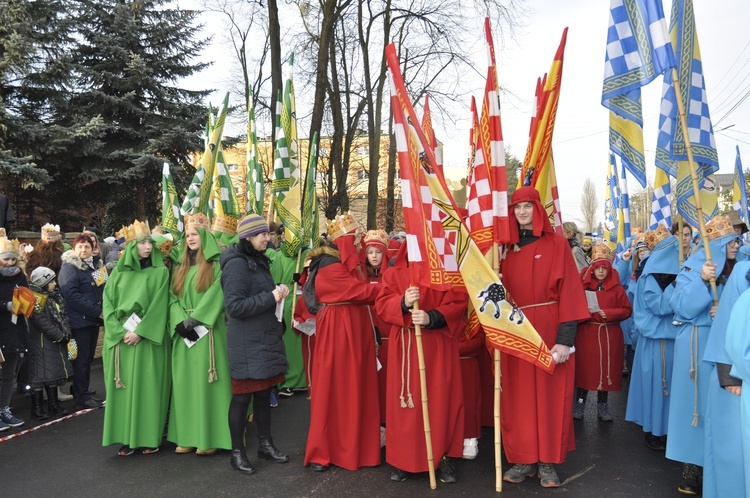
[709,39,750,103]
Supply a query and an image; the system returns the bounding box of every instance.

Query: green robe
[167,229,231,450]
[267,248,307,389]
[102,240,170,449]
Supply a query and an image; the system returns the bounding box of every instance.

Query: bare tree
[581,177,598,232]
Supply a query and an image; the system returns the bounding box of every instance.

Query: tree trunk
[267,0,281,145]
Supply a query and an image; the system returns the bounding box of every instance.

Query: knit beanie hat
[237,214,269,240]
[30,266,56,288]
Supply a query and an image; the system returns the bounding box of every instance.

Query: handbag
[68,338,78,361]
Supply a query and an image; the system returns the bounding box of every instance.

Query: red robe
[500,231,589,465]
[375,260,468,473]
[303,257,382,471]
[575,263,632,392]
[459,327,484,439]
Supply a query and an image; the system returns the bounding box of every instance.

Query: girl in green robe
[102,233,170,456]
[168,223,232,453]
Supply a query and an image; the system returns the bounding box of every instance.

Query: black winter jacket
[58,251,104,330]
[27,286,72,386]
[0,267,29,354]
[220,243,287,380]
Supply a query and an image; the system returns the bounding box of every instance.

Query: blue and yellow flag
[733,146,749,228]
[650,167,672,230]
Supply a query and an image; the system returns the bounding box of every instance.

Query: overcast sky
[189,0,750,228]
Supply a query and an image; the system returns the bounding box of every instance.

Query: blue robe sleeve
[670,268,713,322]
[725,288,750,381]
[706,262,750,365]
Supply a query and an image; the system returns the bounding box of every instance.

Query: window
[356,170,368,181]
[227,164,239,172]
[356,145,369,157]
[319,147,329,158]
[316,171,327,184]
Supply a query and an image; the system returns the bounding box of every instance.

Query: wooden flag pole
[413,301,437,489]
[677,216,685,265]
[669,67,718,304]
[289,247,304,317]
[494,348,502,492]
[491,242,503,492]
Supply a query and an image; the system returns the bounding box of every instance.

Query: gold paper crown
[644,225,670,250]
[211,213,238,236]
[0,228,6,238]
[0,237,20,256]
[590,243,611,262]
[118,220,151,244]
[363,229,389,249]
[41,223,61,242]
[706,215,735,241]
[152,233,174,256]
[184,213,211,232]
[326,212,361,240]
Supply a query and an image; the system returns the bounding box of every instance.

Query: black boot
[46,385,70,417]
[257,436,289,463]
[677,463,701,495]
[31,390,49,420]
[230,448,256,475]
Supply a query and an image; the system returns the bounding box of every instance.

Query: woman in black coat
[27,266,72,420]
[220,214,290,475]
[58,234,106,409]
[0,238,30,430]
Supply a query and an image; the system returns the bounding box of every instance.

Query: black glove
[175,322,199,342]
[183,317,200,331]
[292,273,302,284]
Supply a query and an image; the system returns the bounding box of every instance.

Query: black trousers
[71,325,99,405]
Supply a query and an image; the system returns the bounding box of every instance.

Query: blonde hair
[562,221,581,242]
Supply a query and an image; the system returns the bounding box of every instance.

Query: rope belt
[689,325,700,427]
[519,300,558,310]
[207,329,218,383]
[595,323,618,390]
[399,327,414,409]
[114,343,126,389]
[661,339,669,397]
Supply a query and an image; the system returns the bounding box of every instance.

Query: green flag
[246,90,264,215]
[161,162,183,237]
[302,133,320,250]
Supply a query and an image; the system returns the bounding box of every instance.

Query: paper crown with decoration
[211,213,238,236]
[326,212,361,240]
[644,224,670,250]
[184,213,210,232]
[0,237,20,258]
[41,223,61,242]
[590,243,611,262]
[705,215,735,241]
[116,220,151,245]
[151,233,174,256]
[363,229,389,251]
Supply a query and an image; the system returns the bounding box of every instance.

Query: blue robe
[626,236,679,436]
[703,261,749,497]
[666,233,735,466]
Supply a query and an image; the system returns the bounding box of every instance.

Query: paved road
[1,361,680,497]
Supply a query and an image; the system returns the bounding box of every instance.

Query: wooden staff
[491,242,503,492]
[494,348,502,492]
[289,247,304,315]
[669,67,718,305]
[677,216,684,265]
[413,301,437,489]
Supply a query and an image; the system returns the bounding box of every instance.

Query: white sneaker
[380,426,386,448]
[57,387,73,402]
[462,438,478,459]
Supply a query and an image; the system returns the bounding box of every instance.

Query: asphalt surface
[1,361,681,497]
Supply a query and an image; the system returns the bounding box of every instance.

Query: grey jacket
[220,244,287,380]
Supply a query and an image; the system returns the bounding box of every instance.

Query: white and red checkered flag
[387,43,554,373]
[465,18,510,253]
[467,96,479,180]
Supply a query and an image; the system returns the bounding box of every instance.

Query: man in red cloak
[500,186,589,488]
[374,243,468,483]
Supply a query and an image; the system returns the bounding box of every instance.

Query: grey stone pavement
[0,360,681,497]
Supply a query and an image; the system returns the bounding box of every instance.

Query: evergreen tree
[68,0,211,226]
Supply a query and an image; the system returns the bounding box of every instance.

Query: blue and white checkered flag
[654,0,718,177]
[650,167,672,230]
[602,0,675,106]
[603,0,675,188]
